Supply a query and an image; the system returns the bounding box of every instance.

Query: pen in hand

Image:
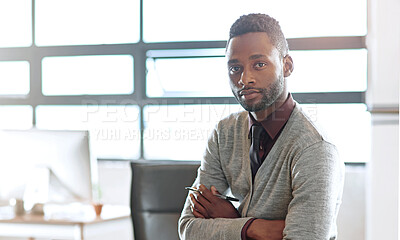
[185,187,239,202]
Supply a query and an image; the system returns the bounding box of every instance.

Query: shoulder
[215,110,248,132]
[208,110,249,147]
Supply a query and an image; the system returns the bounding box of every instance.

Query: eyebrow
[249,54,267,60]
[227,59,239,65]
[227,54,268,65]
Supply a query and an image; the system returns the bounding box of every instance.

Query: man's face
[226,32,287,112]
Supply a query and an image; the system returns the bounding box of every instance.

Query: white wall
[366,0,400,239]
[367,0,400,108]
[367,116,399,240]
[337,165,366,240]
[97,161,132,207]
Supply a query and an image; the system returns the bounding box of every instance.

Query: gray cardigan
[179,104,345,240]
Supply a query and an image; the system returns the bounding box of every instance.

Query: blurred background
[0,0,398,239]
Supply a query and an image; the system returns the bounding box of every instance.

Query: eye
[229,66,242,74]
[254,62,267,69]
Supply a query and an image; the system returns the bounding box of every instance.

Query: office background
[0,0,398,239]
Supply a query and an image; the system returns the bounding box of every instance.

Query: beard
[232,75,285,112]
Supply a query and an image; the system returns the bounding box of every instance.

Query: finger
[191,206,205,218]
[210,185,220,195]
[190,193,198,205]
[190,194,210,218]
[190,193,199,209]
[198,184,217,203]
[192,191,213,211]
[195,185,212,204]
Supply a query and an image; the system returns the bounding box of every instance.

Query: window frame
[0,0,367,160]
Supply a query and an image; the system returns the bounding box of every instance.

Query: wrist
[246,219,260,239]
[241,218,256,240]
[246,218,285,240]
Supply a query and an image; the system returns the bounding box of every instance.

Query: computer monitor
[0,129,98,206]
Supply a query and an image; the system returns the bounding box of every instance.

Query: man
[178,13,344,240]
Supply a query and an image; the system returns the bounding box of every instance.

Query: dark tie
[249,125,264,180]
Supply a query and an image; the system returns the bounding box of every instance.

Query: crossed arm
[189,184,285,240]
[180,123,344,239]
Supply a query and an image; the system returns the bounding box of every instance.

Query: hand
[246,219,285,240]
[189,184,240,219]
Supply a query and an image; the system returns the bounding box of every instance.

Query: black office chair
[130,160,200,240]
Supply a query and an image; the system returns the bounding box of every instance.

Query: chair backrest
[130,160,200,240]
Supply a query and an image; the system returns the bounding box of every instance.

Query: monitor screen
[0,129,97,207]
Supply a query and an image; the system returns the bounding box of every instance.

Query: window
[300,103,370,163]
[143,0,366,42]
[42,55,134,96]
[0,0,32,48]
[288,49,367,93]
[35,0,140,46]
[0,0,369,162]
[143,104,242,160]
[146,49,231,97]
[0,61,30,95]
[0,106,33,129]
[36,105,140,159]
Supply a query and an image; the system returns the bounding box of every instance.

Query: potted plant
[92,184,104,217]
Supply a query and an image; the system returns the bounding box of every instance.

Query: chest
[219,140,293,218]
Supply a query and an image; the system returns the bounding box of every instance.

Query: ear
[283,55,294,77]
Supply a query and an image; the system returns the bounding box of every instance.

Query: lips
[239,89,259,96]
[239,89,261,100]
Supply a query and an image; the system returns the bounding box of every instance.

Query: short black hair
[229,13,289,57]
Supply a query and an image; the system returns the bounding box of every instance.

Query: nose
[238,69,255,86]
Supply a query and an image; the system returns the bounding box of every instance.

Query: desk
[0,204,132,240]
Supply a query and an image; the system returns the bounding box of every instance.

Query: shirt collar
[248,93,296,139]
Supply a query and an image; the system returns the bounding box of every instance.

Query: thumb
[210,186,220,195]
